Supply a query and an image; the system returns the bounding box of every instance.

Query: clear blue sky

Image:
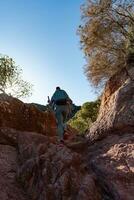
[0,0,98,105]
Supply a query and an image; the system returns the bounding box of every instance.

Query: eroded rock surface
[88,133,134,200]
[17,131,101,200]
[0,127,101,200]
[0,65,134,199]
[0,94,56,136]
[89,67,134,141]
[0,144,28,200]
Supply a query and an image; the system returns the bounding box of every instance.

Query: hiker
[50,87,72,143]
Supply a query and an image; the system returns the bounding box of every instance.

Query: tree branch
[114,8,134,23]
[0,88,5,93]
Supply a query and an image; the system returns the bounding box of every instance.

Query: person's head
[56,86,61,90]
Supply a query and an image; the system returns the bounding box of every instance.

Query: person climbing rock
[50,87,72,144]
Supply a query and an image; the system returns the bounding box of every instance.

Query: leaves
[0,55,33,98]
[68,99,100,134]
[78,0,134,87]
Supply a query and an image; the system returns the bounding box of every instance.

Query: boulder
[0,144,29,200]
[0,93,57,136]
[0,127,101,200]
[89,66,134,141]
[17,130,101,200]
[88,133,134,200]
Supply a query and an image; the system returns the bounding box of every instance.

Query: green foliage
[68,99,100,134]
[78,0,134,86]
[0,55,33,98]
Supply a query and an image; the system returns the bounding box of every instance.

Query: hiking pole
[47,96,54,112]
[47,96,50,104]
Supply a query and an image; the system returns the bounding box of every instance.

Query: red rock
[0,144,28,200]
[0,94,57,136]
[17,130,101,200]
[88,133,134,200]
[0,64,134,199]
[89,66,134,141]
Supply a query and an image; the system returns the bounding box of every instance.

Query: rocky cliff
[0,65,133,200]
[0,94,57,136]
[89,66,134,141]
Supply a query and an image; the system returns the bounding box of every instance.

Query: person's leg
[55,106,64,140]
[62,105,70,132]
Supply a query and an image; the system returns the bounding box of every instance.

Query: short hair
[56,86,60,90]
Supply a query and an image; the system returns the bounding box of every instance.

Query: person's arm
[50,92,57,110]
[51,92,56,103]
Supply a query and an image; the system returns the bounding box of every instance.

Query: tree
[0,55,33,98]
[68,99,100,134]
[78,0,134,86]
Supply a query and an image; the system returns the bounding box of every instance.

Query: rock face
[0,94,57,136]
[17,131,101,200]
[0,126,134,200]
[0,127,101,200]
[88,133,134,200]
[0,65,134,199]
[0,144,28,200]
[89,66,134,141]
[85,65,134,199]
